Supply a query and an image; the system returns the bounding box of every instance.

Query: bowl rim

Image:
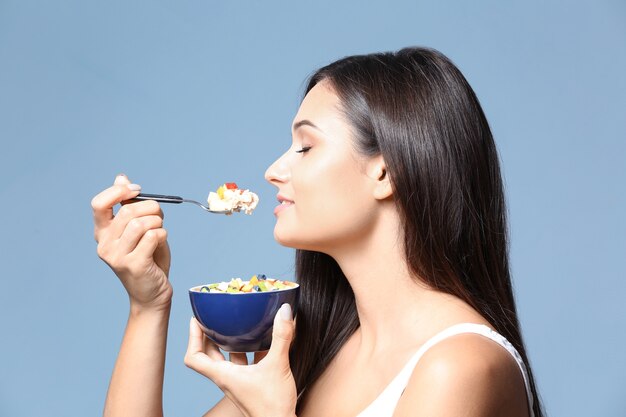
[189,281,300,294]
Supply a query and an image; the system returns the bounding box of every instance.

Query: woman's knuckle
[116,206,127,218]
[96,243,109,259]
[183,354,194,368]
[118,204,133,218]
[113,257,131,272]
[106,251,119,265]
[91,196,106,211]
[128,218,143,231]
[146,200,160,211]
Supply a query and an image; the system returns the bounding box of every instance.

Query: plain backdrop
[0,1,624,416]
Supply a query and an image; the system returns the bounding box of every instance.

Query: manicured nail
[127,184,141,191]
[278,303,292,321]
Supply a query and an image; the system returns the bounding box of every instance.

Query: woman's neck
[327,209,481,357]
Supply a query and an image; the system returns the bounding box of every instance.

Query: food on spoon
[207,182,259,214]
[196,275,298,294]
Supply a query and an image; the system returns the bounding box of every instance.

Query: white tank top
[355,323,535,417]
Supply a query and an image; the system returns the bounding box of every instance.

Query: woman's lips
[274,197,294,215]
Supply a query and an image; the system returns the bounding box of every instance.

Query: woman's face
[265,81,381,253]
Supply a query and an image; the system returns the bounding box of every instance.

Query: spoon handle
[133,193,184,204]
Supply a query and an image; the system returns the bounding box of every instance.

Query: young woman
[92,47,543,417]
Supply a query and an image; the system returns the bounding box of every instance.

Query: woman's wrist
[128,285,174,317]
[129,299,172,319]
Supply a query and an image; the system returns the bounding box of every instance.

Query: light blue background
[1,1,624,416]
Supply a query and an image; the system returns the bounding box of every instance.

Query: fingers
[229,353,248,365]
[114,174,131,186]
[91,175,142,234]
[253,350,269,364]
[185,317,227,384]
[108,200,164,241]
[187,317,209,358]
[267,304,295,362]
[118,215,164,254]
[130,228,168,260]
[190,317,226,362]
[204,337,225,362]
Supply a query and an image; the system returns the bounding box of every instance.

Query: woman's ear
[367,156,392,200]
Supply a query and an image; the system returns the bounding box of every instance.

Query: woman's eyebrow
[292,119,325,134]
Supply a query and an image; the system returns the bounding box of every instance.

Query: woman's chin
[273,229,294,247]
[273,232,302,249]
[273,230,320,252]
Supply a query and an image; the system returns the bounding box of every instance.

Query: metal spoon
[131,193,232,214]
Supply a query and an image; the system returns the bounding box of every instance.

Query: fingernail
[116,173,127,178]
[127,184,141,191]
[278,303,292,321]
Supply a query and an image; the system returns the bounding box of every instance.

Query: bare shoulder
[393,332,530,417]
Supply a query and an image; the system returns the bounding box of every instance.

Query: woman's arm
[393,334,530,417]
[92,174,173,417]
[201,397,245,417]
[104,306,171,417]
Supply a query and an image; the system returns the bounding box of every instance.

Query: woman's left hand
[184,304,297,417]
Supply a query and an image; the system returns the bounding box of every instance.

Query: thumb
[114,173,131,185]
[267,303,295,361]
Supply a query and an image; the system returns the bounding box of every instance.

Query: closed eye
[295,146,312,153]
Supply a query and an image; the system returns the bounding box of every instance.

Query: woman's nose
[264,153,290,186]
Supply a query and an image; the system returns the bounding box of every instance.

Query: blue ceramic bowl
[189,283,299,352]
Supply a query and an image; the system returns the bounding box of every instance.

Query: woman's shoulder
[393,331,530,417]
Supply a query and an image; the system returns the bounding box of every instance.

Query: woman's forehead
[293,82,344,133]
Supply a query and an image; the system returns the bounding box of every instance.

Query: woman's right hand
[92,174,173,312]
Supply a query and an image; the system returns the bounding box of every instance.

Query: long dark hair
[288,47,543,416]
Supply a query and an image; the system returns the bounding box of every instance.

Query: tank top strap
[357,323,535,417]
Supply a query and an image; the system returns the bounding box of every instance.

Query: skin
[92,175,171,417]
[93,81,529,417]
[93,175,295,417]
[265,81,529,416]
